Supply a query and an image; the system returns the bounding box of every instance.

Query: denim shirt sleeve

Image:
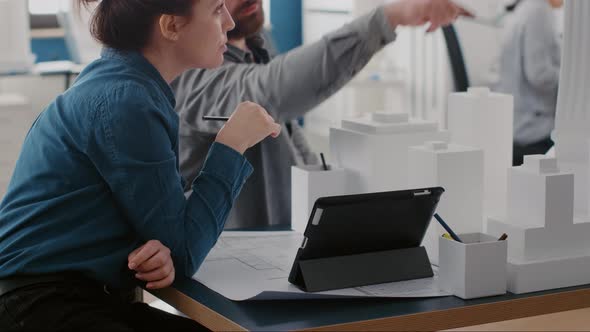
[88,84,252,277]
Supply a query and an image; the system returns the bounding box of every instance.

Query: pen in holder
[439,233,508,299]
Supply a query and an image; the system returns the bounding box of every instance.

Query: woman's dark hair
[77,0,195,51]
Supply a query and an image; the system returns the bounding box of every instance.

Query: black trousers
[513,137,554,166]
[0,278,208,332]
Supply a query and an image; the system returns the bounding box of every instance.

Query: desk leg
[64,74,72,91]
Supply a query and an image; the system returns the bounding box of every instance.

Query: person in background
[0,0,281,330]
[497,0,563,166]
[172,0,471,230]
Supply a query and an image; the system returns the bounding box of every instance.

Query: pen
[202,116,230,122]
[320,153,328,171]
[434,213,463,243]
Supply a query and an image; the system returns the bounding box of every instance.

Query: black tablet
[288,187,444,292]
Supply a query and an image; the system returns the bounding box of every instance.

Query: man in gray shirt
[172,0,469,229]
[497,0,563,165]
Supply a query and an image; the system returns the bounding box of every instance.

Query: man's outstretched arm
[173,0,470,132]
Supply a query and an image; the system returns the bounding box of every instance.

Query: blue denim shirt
[0,49,253,289]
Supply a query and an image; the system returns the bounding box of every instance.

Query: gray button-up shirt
[496,0,561,145]
[172,8,397,229]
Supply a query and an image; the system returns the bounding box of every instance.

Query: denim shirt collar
[100,48,176,107]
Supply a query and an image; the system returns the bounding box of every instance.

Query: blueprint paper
[193,231,451,301]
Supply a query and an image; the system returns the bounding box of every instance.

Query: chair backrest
[442,25,470,93]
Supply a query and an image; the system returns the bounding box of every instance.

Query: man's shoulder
[172,58,255,88]
[224,44,249,64]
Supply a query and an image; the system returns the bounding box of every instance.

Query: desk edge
[297,288,590,331]
[150,287,247,332]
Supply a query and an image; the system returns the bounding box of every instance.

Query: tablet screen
[298,187,444,261]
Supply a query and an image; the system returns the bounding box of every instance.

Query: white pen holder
[439,233,508,300]
[291,165,350,233]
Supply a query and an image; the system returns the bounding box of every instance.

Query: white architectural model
[0,0,35,74]
[447,87,513,218]
[289,0,590,298]
[330,112,449,193]
[553,0,590,219]
[0,95,32,199]
[291,165,352,233]
[408,141,484,264]
[58,0,102,64]
[488,156,590,294]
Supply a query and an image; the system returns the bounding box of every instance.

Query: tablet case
[288,187,444,292]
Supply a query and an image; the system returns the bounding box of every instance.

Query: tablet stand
[290,246,433,293]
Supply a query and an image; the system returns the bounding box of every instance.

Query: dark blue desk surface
[169,276,590,331]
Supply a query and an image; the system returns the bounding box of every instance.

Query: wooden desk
[152,278,590,331]
[448,307,590,331]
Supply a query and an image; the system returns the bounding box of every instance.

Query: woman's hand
[215,101,282,154]
[128,240,175,290]
[384,0,473,32]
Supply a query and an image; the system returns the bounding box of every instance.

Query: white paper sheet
[194,231,451,301]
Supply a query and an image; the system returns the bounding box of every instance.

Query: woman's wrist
[215,134,247,155]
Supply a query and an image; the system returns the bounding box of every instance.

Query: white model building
[447,87,513,219]
[291,165,352,233]
[0,0,35,74]
[408,141,484,264]
[0,95,32,199]
[488,155,590,294]
[330,112,449,193]
[552,0,590,219]
[58,0,102,64]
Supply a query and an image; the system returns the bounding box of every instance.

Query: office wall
[29,0,304,60]
[269,0,303,53]
[31,38,70,62]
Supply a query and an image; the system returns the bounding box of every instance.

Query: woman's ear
[158,15,182,42]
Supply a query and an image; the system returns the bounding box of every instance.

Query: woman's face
[175,0,235,69]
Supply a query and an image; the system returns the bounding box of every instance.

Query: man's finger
[426,22,440,33]
[440,6,457,25]
[458,7,475,18]
[128,243,159,270]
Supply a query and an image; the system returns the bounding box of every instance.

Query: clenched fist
[215,101,281,154]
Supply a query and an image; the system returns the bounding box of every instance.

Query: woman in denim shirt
[0,0,280,330]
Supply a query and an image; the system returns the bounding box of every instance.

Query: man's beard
[227,5,265,40]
